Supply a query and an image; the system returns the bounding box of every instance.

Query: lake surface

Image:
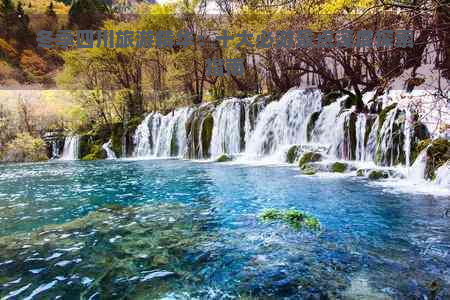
[0,159,449,299]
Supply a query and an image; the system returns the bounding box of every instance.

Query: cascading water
[102,139,117,160]
[210,98,246,158]
[310,96,346,154]
[133,108,193,158]
[245,89,322,158]
[403,108,412,168]
[365,117,379,161]
[61,135,80,161]
[333,111,354,160]
[133,113,163,157]
[408,145,429,182]
[51,141,61,159]
[355,114,367,161]
[435,162,450,187]
[376,107,403,166]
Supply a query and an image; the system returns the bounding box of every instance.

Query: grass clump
[259,208,320,230]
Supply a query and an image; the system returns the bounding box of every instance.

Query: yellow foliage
[0,38,18,59]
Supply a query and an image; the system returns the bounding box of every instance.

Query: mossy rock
[368,170,389,180]
[330,162,348,173]
[299,152,322,169]
[216,154,232,162]
[201,113,214,158]
[418,138,450,180]
[286,145,301,164]
[356,169,366,176]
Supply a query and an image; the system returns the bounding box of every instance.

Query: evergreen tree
[46,1,56,19]
[15,1,35,48]
[0,0,15,38]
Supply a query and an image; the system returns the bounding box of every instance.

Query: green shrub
[1,133,48,163]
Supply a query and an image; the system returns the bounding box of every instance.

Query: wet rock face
[416,138,450,179]
[355,168,404,180]
[43,131,65,159]
[185,104,215,159]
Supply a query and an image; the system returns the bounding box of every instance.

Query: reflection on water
[0,159,449,299]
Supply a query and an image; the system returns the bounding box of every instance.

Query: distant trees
[69,0,109,29]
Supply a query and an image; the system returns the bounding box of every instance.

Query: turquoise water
[0,159,449,299]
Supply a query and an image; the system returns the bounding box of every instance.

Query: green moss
[111,123,124,158]
[81,144,106,161]
[423,138,450,179]
[377,103,397,133]
[283,209,305,227]
[330,162,348,173]
[356,169,365,176]
[201,113,214,158]
[259,208,320,231]
[259,208,283,221]
[304,216,321,230]
[306,111,321,142]
[368,170,389,180]
[286,145,300,164]
[216,154,232,162]
[299,152,322,169]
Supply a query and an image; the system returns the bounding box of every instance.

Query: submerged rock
[368,170,390,180]
[215,154,232,162]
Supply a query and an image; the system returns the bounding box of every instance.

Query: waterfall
[51,141,61,159]
[210,98,246,158]
[376,107,402,166]
[61,135,80,161]
[435,162,450,187]
[365,117,379,161]
[333,111,353,160]
[403,109,412,167]
[408,146,429,181]
[133,108,193,158]
[245,89,322,157]
[102,139,117,160]
[355,114,367,161]
[310,96,346,153]
[133,113,163,157]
